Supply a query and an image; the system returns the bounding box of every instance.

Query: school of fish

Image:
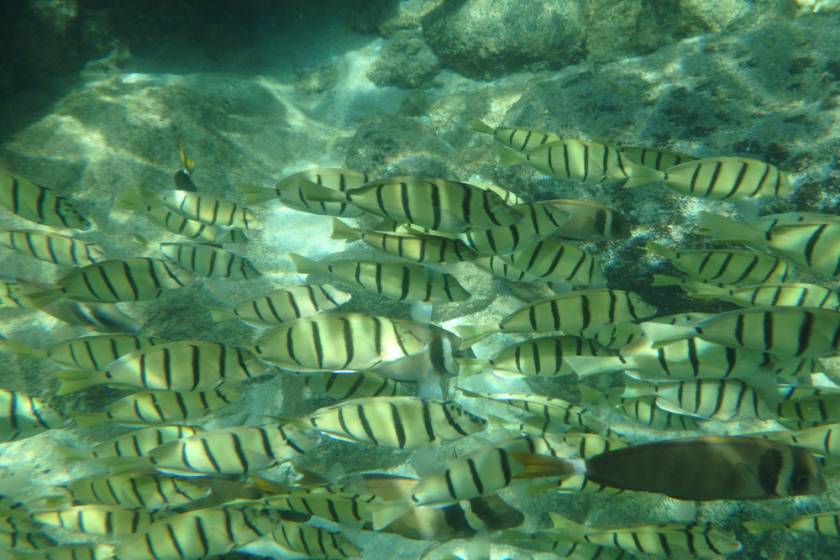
[0,120,837,560]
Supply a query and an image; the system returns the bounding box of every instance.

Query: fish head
[785,446,827,496]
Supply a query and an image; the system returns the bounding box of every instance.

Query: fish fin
[486,414,520,434]
[0,338,47,358]
[236,183,278,205]
[450,324,499,348]
[410,302,433,324]
[178,143,196,175]
[371,500,412,531]
[565,355,626,378]
[508,452,576,479]
[21,288,63,310]
[217,228,249,244]
[639,321,698,348]
[650,273,688,288]
[116,187,155,212]
[55,445,95,462]
[695,211,764,244]
[330,218,361,241]
[470,119,495,135]
[652,397,708,419]
[289,182,346,204]
[621,376,656,399]
[623,161,665,188]
[645,241,677,260]
[52,369,104,395]
[289,253,326,275]
[548,512,589,537]
[206,306,235,322]
[100,457,156,477]
[73,413,110,428]
[743,520,785,533]
[25,490,74,512]
[494,144,526,167]
[417,373,444,400]
[455,358,489,377]
[578,384,608,405]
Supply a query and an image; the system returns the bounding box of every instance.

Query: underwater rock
[368,30,441,89]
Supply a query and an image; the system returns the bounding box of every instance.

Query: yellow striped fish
[580,386,700,431]
[641,306,840,358]
[290,253,470,304]
[331,218,478,263]
[698,211,840,279]
[638,155,793,199]
[0,229,104,266]
[455,289,657,346]
[746,511,840,536]
[238,167,370,217]
[207,284,350,327]
[66,472,211,511]
[110,507,276,560]
[5,544,105,560]
[751,210,840,232]
[160,242,261,279]
[620,146,696,171]
[462,390,601,433]
[39,298,143,334]
[156,189,260,230]
[257,492,373,530]
[270,518,361,559]
[0,280,36,309]
[500,239,606,287]
[53,340,266,395]
[501,530,625,559]
[457,335,608,379]
[31,257,195,304]
[0,531,57,554]
[647,242,792,285]
[471,120,561,153]
[306,396,486,449]
[471,255,536,283]
[302,176,524,233]
[538,198,631,241]
[0,388,62,442]
[458,200,569,256]
[31,505,153,537]
[776,395,840,429]
[138,423,316,476]
[662,279,840,310]
[0,172,90,230]
[253,312,432,373]
[764,423,840,456]
[74,386,242,427]
[304,370,412,400]
[90,425,204,459]
[44,333,161,370]
[622,377,774,422]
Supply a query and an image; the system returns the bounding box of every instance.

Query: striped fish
[462,390,601,433]
[537,198,631,241]
[776,395,840,429]
[156,189,260,230]
[110,507,276,560]
[331,218,478,264]
[583,321,643,350]
[0,229,104,266]
[552,474,626,496]
[290,253,470,304]
[253,312,432,373]
[207,284,350,327]
[74,386,242,427]
[32,257,195,304]
[173,143,197,192]
[302,176,524,234]
[0,172,90,230]
[4,544,104,560]
[0,531,57,554]
[620,146,696,171]
[238,167,370,217]
[647,242,792,285]
[39,298,143,333]
[622,377,773,422]
[667,280,840,311]
[455,289,657,346]
[641,306,840,358]
[304,370,412,400]
[0,388,62,442]
[45,333,161,370]
[457,335,608,379]
[764,423,840,456]
[471,120,561,153]
[160,242,261,279]
[0,280,36,309]
[654,156,792,200]
[270,519,361,559]
[31,505,153,537]
[458,200,570,256]
[306,396,486,449]
[90,425,204,459]
[746,511,840,536]
[471,255,536,283]
[579,386,700,431]
[699,211,840,279]
[261,492,373,530]
[53,340,266,395]
[751,211,840,232]
[67,473,210,511]
[500,239,606,287]
[139,423,316,477]
[118,190,247,244]
[548,514,741,560]
[501,530,627,559]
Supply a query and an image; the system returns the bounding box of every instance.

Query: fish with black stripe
[64,472,211,511]
[620,145,696,171]
[461,390,602,433]
[238,167,370,217]
[0,530,57,554]
[628,155,792,200]
[160,242,261,279]
[537,198,631,241]
[0,229,105,266]
[579,386,701,432]
[657,278,840,311]
[698,211,840,279]
[88,425,204,459]
[0,388,62,442]
[304,396,486,449]
[0,172,90,230]
[304,370,413,400]
[331,218,478,264]
[207,284,350,327]
[155,189,261,230]
[290,253,470,304]
[647,242,792,285]
[499,239,606,288]
[775,391,840,429]
[270,516,361,559]
[471,120,561,153]
[40,333,161,371]
[458,200,570,256]
[471,255,536,283]
[454,289,657,347]
[73,386,242,427]
[763,422,840,456]
[31,504,154,537]
[52,340,266,395]
[0,280,36,309]
[746,511,840,537]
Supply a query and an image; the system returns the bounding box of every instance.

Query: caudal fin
[623,161,666,188]
[639,321,698,348]
[451,324,500,348]
[470,119,495,135]
[330,218,361,241]
[289,253,326,275]
[52,369,105,396]
[695,211,765,245]
[494,144,527,167]
[236,183,278,205]
[206,306,236,322]
[565,355,626,378]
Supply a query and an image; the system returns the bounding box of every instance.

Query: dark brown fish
[585,436,825,500]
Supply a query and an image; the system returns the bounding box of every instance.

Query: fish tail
[217,228,250,244]
[695,211,764,244]
[370,500,412,531]
[330,218,361,241]
[0,337,47,358]
[25,490,73,512]
[548,512,589,537]
[621,377,656,398]
[623,160,665,188]
[99,456,156,477]
[639,321,698,348]
[470,119,495,135]
[646,242,677,260]
[236,183,278,205]
[451,324,499,348]
[289,253,326,275]
[73,412,110,428]
[509,451,576,478]
[206,306,236,322]
[179,143,196,175]
[494,144,527,167]
[95,544,116,560]
[52,369,104,396]
[455,358,490,377]
[565,356,625,378]
[743,520,786,532]
[23,288,63,310]
[650,273,685,287]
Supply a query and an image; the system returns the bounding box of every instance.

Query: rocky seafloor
[2,1,840,558]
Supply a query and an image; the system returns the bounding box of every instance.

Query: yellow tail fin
[52,369,104,396]
[470,119,495,135]
[289,253,326,275]
[330,218,361,241]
